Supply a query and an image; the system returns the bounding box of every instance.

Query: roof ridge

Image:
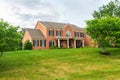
[39,21,68,24]
[38,21,82,30]
[26,28,41,31]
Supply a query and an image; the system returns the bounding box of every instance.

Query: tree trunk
[101,47,110,55]
[101,47,107,53]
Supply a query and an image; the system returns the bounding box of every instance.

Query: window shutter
[80,32,81,37]
[33,40,35,46]
[56,31,58,36]
[40,40,42,47]
[74,32,76,37]
[52,30,54,36]
[83,33,84,37]
[53,41,54,46]
[49,41,53,47]
[60,31,61,36]
[44,40,46,47]
[37,40,39,46]
[49,41,51,47]
[49,30,50,36]
[77,32,79,37]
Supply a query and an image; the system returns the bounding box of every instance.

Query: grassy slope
[0,48,120,80]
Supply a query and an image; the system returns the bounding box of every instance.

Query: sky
[0,0,112,28]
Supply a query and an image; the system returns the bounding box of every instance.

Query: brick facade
[22,21,87,50]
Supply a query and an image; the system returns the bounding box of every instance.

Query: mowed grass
[0,48,120,80]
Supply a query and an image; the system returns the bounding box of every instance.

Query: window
[66,30,71,37]
[80,32,84,37]
[49,40,54,47]
[56,30,61,36]
[40,40,46,47]
[33,40,39,47]
[49,30,54,36]
[74,32,79,37]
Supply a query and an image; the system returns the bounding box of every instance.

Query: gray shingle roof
[26,28,45,39]
[39,21,83,30]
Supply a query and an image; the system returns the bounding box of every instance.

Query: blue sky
[0,0,112,28]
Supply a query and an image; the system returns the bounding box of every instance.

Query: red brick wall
[45,24,85,49]
[84,35,96,47]
[35,22,47,37]
[22,30,32,47]
[62,25,74,37]
[23,22,88,50]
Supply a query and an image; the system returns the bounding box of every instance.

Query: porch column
[82,39,84,47]
[74,39,76,48]
[67,39,69,48]
[58,39,60,48]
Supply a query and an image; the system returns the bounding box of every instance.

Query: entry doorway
[76,40,82,48]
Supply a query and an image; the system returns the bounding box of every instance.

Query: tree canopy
[86,16,120,47]
[93,0,120,18]
[86,0,120,54]
[0,19,22,56]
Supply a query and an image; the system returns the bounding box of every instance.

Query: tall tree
[93,0,120,18]
[86,0,120,54]
[0,19,22,56]
[86,16,120,54]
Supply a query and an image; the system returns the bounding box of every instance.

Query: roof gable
[26,28,45,39]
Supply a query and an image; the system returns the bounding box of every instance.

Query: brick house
[22,21,86,50]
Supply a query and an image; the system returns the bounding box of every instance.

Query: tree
[19,28,26,50]
[24,40,32,50]
[86,16,120,54]
[0,19,22,56]
[86,0,120,54]
[93,0,120,18]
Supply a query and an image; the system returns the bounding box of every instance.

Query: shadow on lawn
[108,48,120,56]
[97,48,120,56]
[97,48,120,60]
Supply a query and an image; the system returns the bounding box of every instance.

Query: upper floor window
[33,40,39,47]
[74,32,79,37]
[40,40,46,47]
[56,30,61,36]
[49,30,54,36]
[66,30,71,37]
[80,32,84,37]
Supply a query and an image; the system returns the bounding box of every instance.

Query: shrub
[24,40,32,50]
[50,45,58,49]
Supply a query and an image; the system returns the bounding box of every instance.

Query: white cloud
[52,0,111,27]
[0,0,112,28]
[0,0,60,28]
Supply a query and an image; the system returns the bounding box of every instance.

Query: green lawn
[0,48,120,80]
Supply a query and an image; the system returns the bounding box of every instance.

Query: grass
[0,48,120,80]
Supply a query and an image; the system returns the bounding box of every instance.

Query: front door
[76,40,82,48]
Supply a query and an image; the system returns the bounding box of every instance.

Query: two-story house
[22,21,85,50]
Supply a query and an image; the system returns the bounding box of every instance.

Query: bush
[115,40,120,47]
[50,45,58,49]
[50,45,66,49]
[24,40,32,50]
